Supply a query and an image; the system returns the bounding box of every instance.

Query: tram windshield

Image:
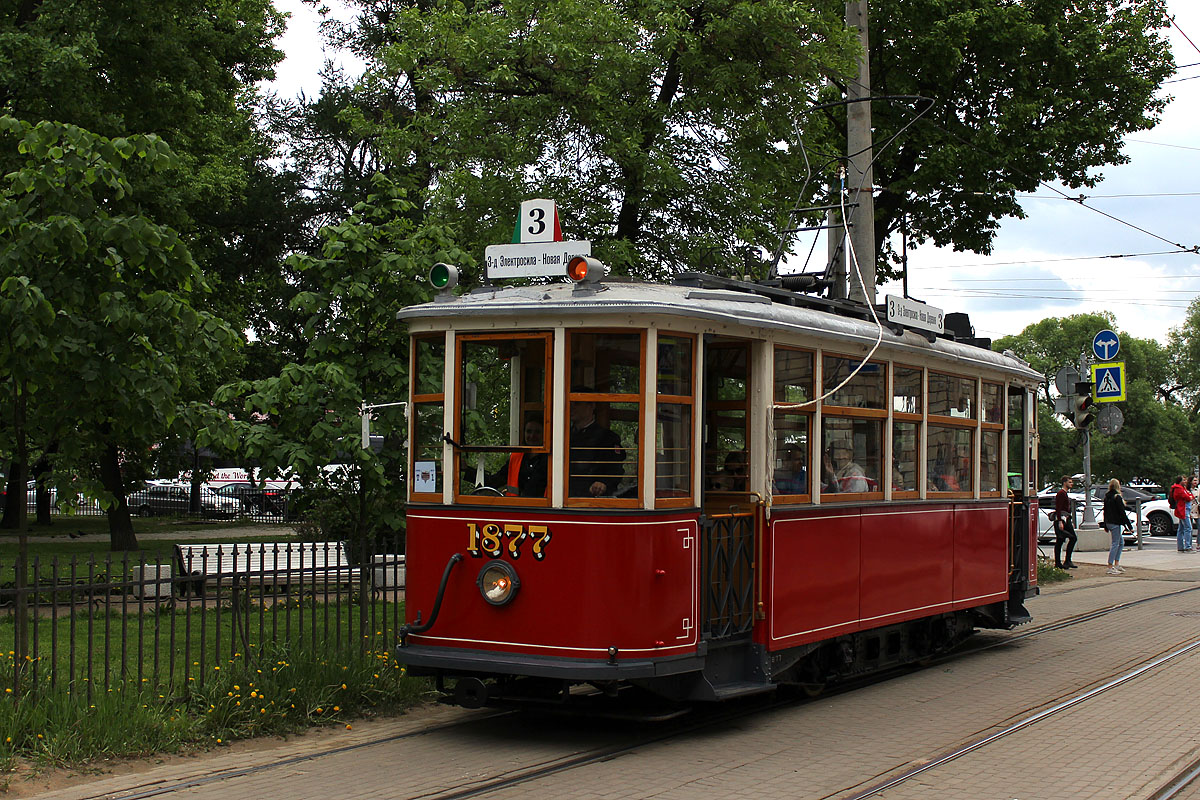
[455,333,551,501]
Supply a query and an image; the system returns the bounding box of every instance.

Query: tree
[0,117,236,548]
[210,174,468,546]
[1,0,288,531]
[865,0,1174,275]
[995,313,1193,490]
[273,0,859,282]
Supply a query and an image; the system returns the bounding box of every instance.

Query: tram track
[58,581,1200,800]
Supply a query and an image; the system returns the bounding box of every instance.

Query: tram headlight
[429,262,460,292]
[476,560,520,606]
[566,256,605,284]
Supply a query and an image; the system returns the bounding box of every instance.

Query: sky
[266,0,1200,344]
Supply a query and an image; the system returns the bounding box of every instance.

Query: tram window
[893,366,922,414]
[820,417,882,495]
[773,348,813,500]
[823,355,885,409]
[705,343,749,493]
[413,403,444,495]
[980,430,1001,492]
[929,373,975,418]
[982,382,1003,424]
[1007,388,1029,493]
[568,332,642,503]
[892,421,920,494]
[414,337,444,395]
[410,335,445,499]
[657,335,694,504]
[454,334,550,502]
[928,425,972,493]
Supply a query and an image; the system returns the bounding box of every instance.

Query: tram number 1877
[467,522,553,561]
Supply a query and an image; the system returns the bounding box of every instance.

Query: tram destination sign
[885,295,944,335]
[484,240,592,279]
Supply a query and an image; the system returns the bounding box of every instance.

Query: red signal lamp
[567,256,605,285]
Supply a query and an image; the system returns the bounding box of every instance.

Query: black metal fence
[0,538,405,701]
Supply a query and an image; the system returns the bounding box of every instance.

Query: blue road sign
[1091,361,1126,403]
[1092,329,1120,361]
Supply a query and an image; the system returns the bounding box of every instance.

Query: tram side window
[820,355,884,497]
[821,417,882,494]
[411,336,445,498]
[705,344,749,492]
[773,348,813,499]
[656,335,694,503]
[928,425,972,493]
[980,382,1004,495]
[1007,388,1030,493]
[568,332,641,503]
[891,365,922,496]
[929,373,975,418]
[455,334,550,501]
[892,421,920,492]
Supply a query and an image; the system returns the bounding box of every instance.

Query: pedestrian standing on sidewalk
[1054,475,1078,569]
[1190,476,1199,552]
[1103,479,1132,575]
[1170,475,1194,552]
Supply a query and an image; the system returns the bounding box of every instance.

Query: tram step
[708,681,776,701]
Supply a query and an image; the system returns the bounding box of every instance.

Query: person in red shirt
[1054,475,1078,569]
[1169,476,1194,552]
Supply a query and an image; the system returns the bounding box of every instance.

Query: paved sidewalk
[1059,533,1200,573]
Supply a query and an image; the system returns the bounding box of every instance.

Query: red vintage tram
[397,266,1041,708]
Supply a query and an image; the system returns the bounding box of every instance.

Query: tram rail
[49,580,1200,800]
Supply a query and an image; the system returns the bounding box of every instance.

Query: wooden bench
[175,542,363,595]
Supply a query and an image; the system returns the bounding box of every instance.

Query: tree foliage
[211,175,468,546]
[272,0,859,282]
[0,117,236,547]
[865,0,1174,274]
[996,312,1192,490]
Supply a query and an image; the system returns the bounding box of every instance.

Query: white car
[1138,498,1178,537]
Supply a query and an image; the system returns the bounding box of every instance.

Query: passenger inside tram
[774,446,808,494]
[713,451,748,492]
[568,390,626,497]
[822,443,869,493]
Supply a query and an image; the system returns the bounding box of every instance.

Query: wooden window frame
[772,345,815,505]
[655,332,697,509]
[409,333,446,504]
[452,331,554,508]
[565,329,646,508]
[819,353,886,502]
[980,381,1005,497]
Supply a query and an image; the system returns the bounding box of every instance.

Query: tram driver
[568,388,626,497]
[480,414,548,498]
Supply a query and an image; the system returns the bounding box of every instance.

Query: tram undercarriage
[409,603,1022,714]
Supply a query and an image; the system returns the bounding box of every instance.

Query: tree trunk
[0,462,26,530]
[33,454,52,525]
[100,444,138,551]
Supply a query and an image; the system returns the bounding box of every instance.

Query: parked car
[128,484,241,518]
[212,482,286,516]
[1139,498,1177,537]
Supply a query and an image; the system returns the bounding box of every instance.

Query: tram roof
[398,278,1042,383]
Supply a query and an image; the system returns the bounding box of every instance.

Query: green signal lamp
[429,262,460,293]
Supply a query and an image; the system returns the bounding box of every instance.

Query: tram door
[700,339,759,641]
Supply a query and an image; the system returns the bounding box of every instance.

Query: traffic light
[1072,380,1096,428]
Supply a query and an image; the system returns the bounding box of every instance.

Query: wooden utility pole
[845,0,876,306]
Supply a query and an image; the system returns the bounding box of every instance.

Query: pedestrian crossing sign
[1091,361,1125,403]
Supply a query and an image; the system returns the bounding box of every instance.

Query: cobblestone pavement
[15,571,1200,800]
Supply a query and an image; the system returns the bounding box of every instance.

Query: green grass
[1037,555,1071,584]
[0,640,432,779]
